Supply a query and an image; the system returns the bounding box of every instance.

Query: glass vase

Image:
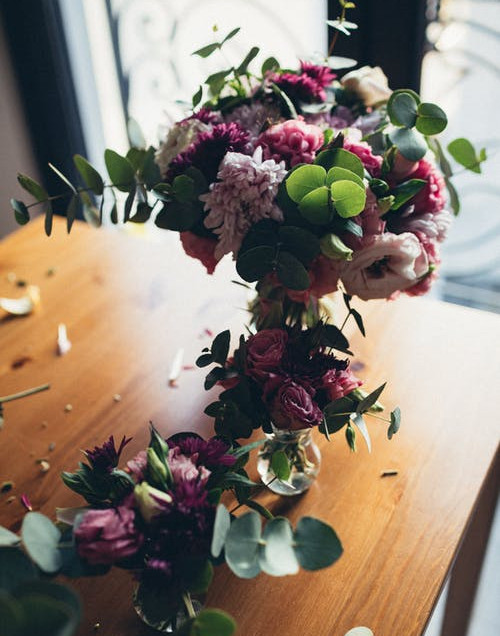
[133,585,203,633]
[257,426,321,496]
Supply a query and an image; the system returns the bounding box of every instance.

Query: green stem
[0,383,50,404]
[25,182,146,210]
[182,592,196,619]
[328,5,347,56]
[229,476,278,514]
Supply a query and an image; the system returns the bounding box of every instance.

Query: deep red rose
[180,231,219,274]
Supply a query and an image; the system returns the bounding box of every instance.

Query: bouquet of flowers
[0,426,343,635]
[197,322,400,494]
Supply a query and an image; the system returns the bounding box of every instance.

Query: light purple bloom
[223,102,281,140]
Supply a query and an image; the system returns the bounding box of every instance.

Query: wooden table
[1,217,499,636]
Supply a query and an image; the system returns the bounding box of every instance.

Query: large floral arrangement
[0,426,342,635]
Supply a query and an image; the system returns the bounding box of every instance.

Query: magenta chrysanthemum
[201,147,286,259]
[300,61,336,93]
[168,122,251,183]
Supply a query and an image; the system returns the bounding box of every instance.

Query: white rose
[341,66,392,107]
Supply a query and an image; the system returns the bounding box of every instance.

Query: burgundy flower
[168,122,251,183]
[75,500,143,565]
[246,329,288,381]
[319,368,362,402]
[85,435,132,473]
[269,378,323,430]
[169,435,236,469]
[270,63,334,104]
[187,108,221,125]
[180,231,219,274]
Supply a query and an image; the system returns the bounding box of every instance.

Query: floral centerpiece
[0,426,343,635]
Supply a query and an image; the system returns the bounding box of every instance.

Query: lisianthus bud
[320,233,353,261]
[146,447,168,489]
[134,482,172,523]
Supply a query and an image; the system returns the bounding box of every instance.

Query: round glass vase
[257,426,321,496]
[133,585,203,633]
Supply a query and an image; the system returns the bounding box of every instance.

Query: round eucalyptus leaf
[211,504,231,558]
[447,137,482,174]
[314,148,364,179]
[17,174,48,202]
[293,517,343,570]
[415,102,447,136]
[172,175,195,203]
[0,526,20,547]
[0,592,22,636]
[278,226,321,264]
[224,512,262,579]
[331,180,366,218]
[10,199,30,226]
[259,517,299,576]
[388,127,427,162]
[191,609,236,636]
[276,251,310,291]
[298,186,331,225]
[388,92,418,128]
[236,245,275,282]
[21,512,62,574]
[326,166,364,189]
[285,165,326,203]
[344,628,374,636]
[387,88,421,113]
[0,548,38,594]
[155,200,201,231]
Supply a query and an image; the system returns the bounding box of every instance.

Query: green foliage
[224,511,262,578]
[415,102,447,135]
[388,406,401,439]
[192,27,240,58]
[389,127,427,162]
[270,450,291,481]
[330,180,366,218]
[104,149,136,192]
[389,179,426,211]
[17,174,48,202]
[73,155,104,196]
[320,233,353,260]
[356,383,386,413]
[276,251,310,290]
[10,199,30,225]
[174,609,236,636]
[293,517,343,570]
[211,504,231,558]
[260,517,298,576]
[447,138,486,174]
[0,548,38,593]
[0,527,21,547]
[21,513,62,574]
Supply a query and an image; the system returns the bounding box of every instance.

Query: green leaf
[416,102,448,135]
[192,42,220,58]
[123,187,136,222]
[261,56,280,74]
[192,86,203,108]
[65,196,78,233]
[48,163,77,194]
[270,82,298,119]
[15,580,81,636]
[44,202,54,236]
[326,166,364,189]
[224,511,262,578]
[243,499,273,520]
[211,330,231,365]
[388,92,418,128]
[127,117,146,148]
[278,226,320,264]
[351,413,371,453]
[172,175,195,203]
[196,353,214,368]
[387,88,421,114]
[104,149,135,192]
[389,179,426,211]
[286,165,326,203]
[0,548,38,593]
[155,200,201,231]
[141,146,162,188]
[80,190,101,228]
[186,560,214,595]
[236,47,260,75]
[314,148,364,179]
[221,27,241,44]
[0,526,20,546]
[276,251,310,290]
[128,202,152,223]
[319,324,351,353]
[447,138,484,174]
[236,245,275,282]
[189,609,236,636]
[21,512,62,574]
[320,233,353,260]
[17,174,48,202]
[331,180,366,218]
[298,186,331,224]
[293,517,343,570]
[445,177,460,215]
[73,155,104,195]
[356,383,386,413]
[388,406,401,440]
[350,308,365,336]
[10,199,30,225]
[211,504,231,558]
[322,396,354,433]
[270,450,291,481]
[259,517,299,576]
[389,127,427,162]
[0,592,21,635]
[206,70,233,97]
[204,367,227,391]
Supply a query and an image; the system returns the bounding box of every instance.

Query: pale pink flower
[257,117,324,167]
[341,232,429,300]
[168,448,211,485]
[201,147,286,259]
[223,102,281,140]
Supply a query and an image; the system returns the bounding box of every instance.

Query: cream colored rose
[341,66,392,107]
[134,482,172,523]
[154,119,209,175]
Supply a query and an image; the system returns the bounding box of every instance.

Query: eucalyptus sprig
[327,0,358,56]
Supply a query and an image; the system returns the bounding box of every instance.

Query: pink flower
[127,450,147,481]
[344,189,385,250]
[75,501,143,565]
[180,231,219,274]
[404,159,446,214]
[320,368,362,402]
[257,117,324,167]
[308,256,343,298]
[343,136,382,177]
[341,232,429,300]
[269,378,323,430]
[246,329,288,381]
[168,448,210,485]
[201,147,286,260]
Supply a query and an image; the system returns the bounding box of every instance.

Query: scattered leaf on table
[0,285,40,315]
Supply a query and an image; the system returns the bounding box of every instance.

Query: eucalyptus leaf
[65,196,78,233]
[17,174,48,202]
[236,245,275,282]
[293,517,343,570]
[298,186,331,224]
[10,199,30,225]
[416,102,447,135]
[314,148,364,179]
[49,163,77,194]
[0,526,20,546]
[189,609,236,636]
[445,177,460,215]
[278,226,321,264]
[261,56,280,74]
[192,42,220,58]
[388,406,401,440]
[276,251,310,290]
[388,92,418,128]
[326,166,364,189]
[331,180,366,218]
[236,47,260,75]
[270,450,291,481]
[447,138,484,174]
[344,628,374,636]
[259,517,299,576]
[104,149,135,192]
[224,512,262,578]
[389,127,427,162]
[389,179,426,211]
[322,396,355,434]
[123,187,136,222]
[243,499,273,520]
[211,504,231,558]
[155,200,201,231]
[129,202,153,223]
[15,580,81,636]
[286,165,326,203]
[127,117,146,148]
[0,548,38,593]
[350,308,366,336]
[211,330,231,365]
[356,383,386,414]
[44,201,54,237]
[351,413,371,453]
[222,27,241,44]
[73,155,104,195]
[270,82,298,119]
[21,512,62,574]
[192,86,203,108]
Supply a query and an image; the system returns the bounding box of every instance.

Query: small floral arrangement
[0,426,343,635]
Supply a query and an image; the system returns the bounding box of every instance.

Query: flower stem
[0,383,50,404]
[182,592,196,619]
[229,476,278,514]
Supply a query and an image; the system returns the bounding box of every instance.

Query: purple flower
[126,450,147,481]
[187,108,221,125]
[269,64,333,104]
[169,435,236,469]
[75,499,143,565]
[246,328,288,382]
[168,122,251,183]
[223,101,281,140]
[85,435,132,472]
[268,378,323,430]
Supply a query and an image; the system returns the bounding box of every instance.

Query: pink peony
[246,328,288,381]
[404,159,446,214]
[341,232,429,300]
[75,500,143,565]
[269,378,323,430]
[343,135,383,177]
[257,117,324,167]
[201,147,286,260]
[320,368,362,402]
[180,231,219,274]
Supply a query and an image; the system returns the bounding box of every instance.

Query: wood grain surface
[1,217,499,636]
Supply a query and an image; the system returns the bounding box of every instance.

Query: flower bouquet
[197,322,400,494]
[0,426,343,635]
